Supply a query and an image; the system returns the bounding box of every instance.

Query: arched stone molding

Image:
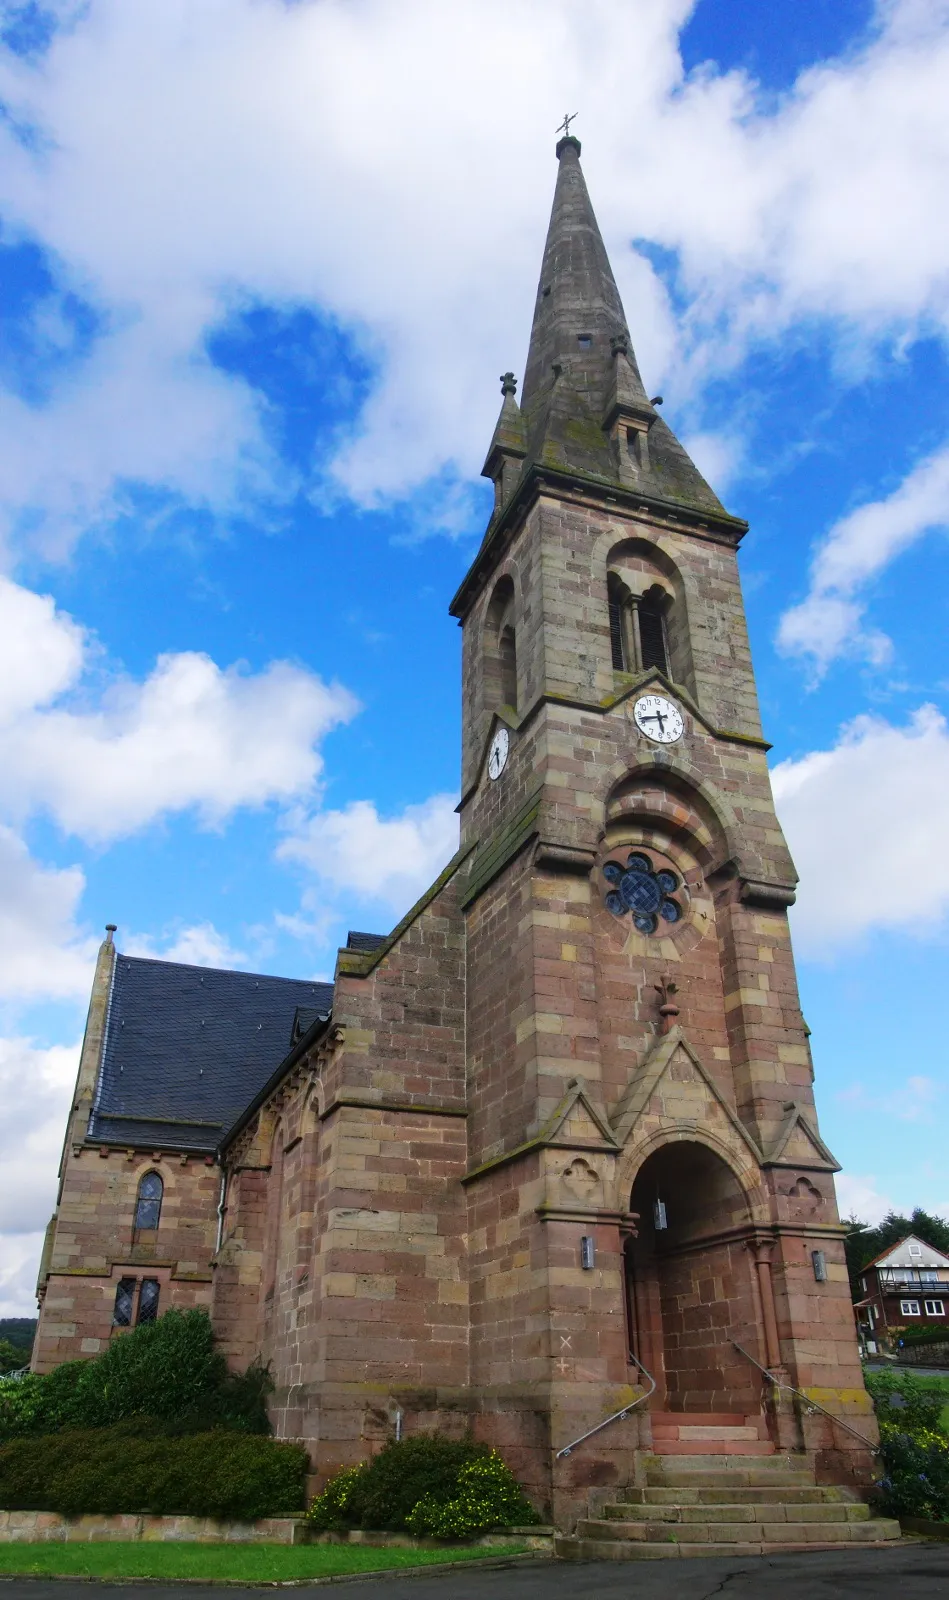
[613,1122,769,1229]
[601,754,742,874]
[301,1074,325,1125]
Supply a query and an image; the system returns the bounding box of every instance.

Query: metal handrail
[555,1352,657,1459]
[732,1340,879,1454]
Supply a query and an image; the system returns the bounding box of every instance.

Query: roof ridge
[113,950,332,988]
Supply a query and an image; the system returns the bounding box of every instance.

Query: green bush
[305,1464,369,1532]
[405,1453,538,1538]
[0,1427,307,1519]
[866,1367,949,1522]
[307,1436,538,1536]
[865,1369,945,1435]
[874,1424,949,1522]
[0,1312,271,1440]
[0,1341,27,1376]
[897,1324,949,1349]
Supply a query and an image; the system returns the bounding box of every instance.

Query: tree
[0,1340,27,1375]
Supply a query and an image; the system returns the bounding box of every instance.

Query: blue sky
[1,0,949,1312]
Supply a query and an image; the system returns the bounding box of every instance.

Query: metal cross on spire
[556,112,578,139]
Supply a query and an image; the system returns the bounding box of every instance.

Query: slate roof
[88,953,333,1152]
[345,931,387,952]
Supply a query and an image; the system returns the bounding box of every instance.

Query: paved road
[3,1545,949,1599]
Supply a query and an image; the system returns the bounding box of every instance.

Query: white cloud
[0,1232,47,1319]
[0,1035,79,1316]
[778,444,949,674]
[0,824,93,1001]
[279,793,459,917]
[835,1172,895,1227]
[0,2,947,547]
[838,1074,941,1123]
[123,921,248,971]
[0,575,86,718]
[772,704,949,953]
[679,431,743,495]
[0,576,359,840]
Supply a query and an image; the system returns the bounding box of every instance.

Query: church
[34,135,879,1532]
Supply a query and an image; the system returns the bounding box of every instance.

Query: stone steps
[644,1457,814,1487]
[599,1502,874,1526]
[556,1449,902,1562]
[650,1412,772,1455]
[556,1534,904,1561]
[623,1483,861,1506]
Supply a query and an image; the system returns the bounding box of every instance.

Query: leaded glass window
[134,1171,163,1231]
[602,851,683,934]
[137,1279,160,1325]
[112,1277,135,1327]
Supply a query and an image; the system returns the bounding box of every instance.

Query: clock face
[634,693,684,745]
[487,725,510,780]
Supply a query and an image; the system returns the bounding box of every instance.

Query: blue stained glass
[621,871,661,913]
[602,851,683,935]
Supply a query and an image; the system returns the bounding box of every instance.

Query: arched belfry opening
[484,574,518,713]
[625,1141,761,1415]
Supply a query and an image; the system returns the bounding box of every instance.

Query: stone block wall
[34,1148,218,1371]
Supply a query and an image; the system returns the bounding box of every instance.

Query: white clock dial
[634,693,683,745]
[487,726,510,780]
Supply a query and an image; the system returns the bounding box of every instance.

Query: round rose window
[602,851,683,935]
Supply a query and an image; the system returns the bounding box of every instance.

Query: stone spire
[498,136,729,525]
[521,135,651,416]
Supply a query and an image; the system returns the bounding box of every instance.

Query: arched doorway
[625,1140,761,1414]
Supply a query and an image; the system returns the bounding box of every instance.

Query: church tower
[36,132,879,1538]
[449,134,874,1514]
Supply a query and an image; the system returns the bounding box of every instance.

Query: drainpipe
[214,1162,228,1254]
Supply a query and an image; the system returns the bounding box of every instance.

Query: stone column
[748,1237,781,1370]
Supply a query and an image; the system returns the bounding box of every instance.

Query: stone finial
[654,977,679,1034]
[610,334,629,359]
[500,372,517,396]
[105,924,117,943]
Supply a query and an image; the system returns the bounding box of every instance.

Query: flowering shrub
[305,1463,369,1531]
[873,1423,949,1521]
[865,1367,949,1521]
[306,1436,538,1536]
[404,1452,537,1538]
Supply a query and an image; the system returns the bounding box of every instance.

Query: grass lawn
[0,1540,533,1583]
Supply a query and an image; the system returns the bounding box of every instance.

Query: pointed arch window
[112,1277,135,1327]
[134,1171,163,1232]
[607,574,670,679]
[484,575,518,715]
[137,1279,160,1325]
